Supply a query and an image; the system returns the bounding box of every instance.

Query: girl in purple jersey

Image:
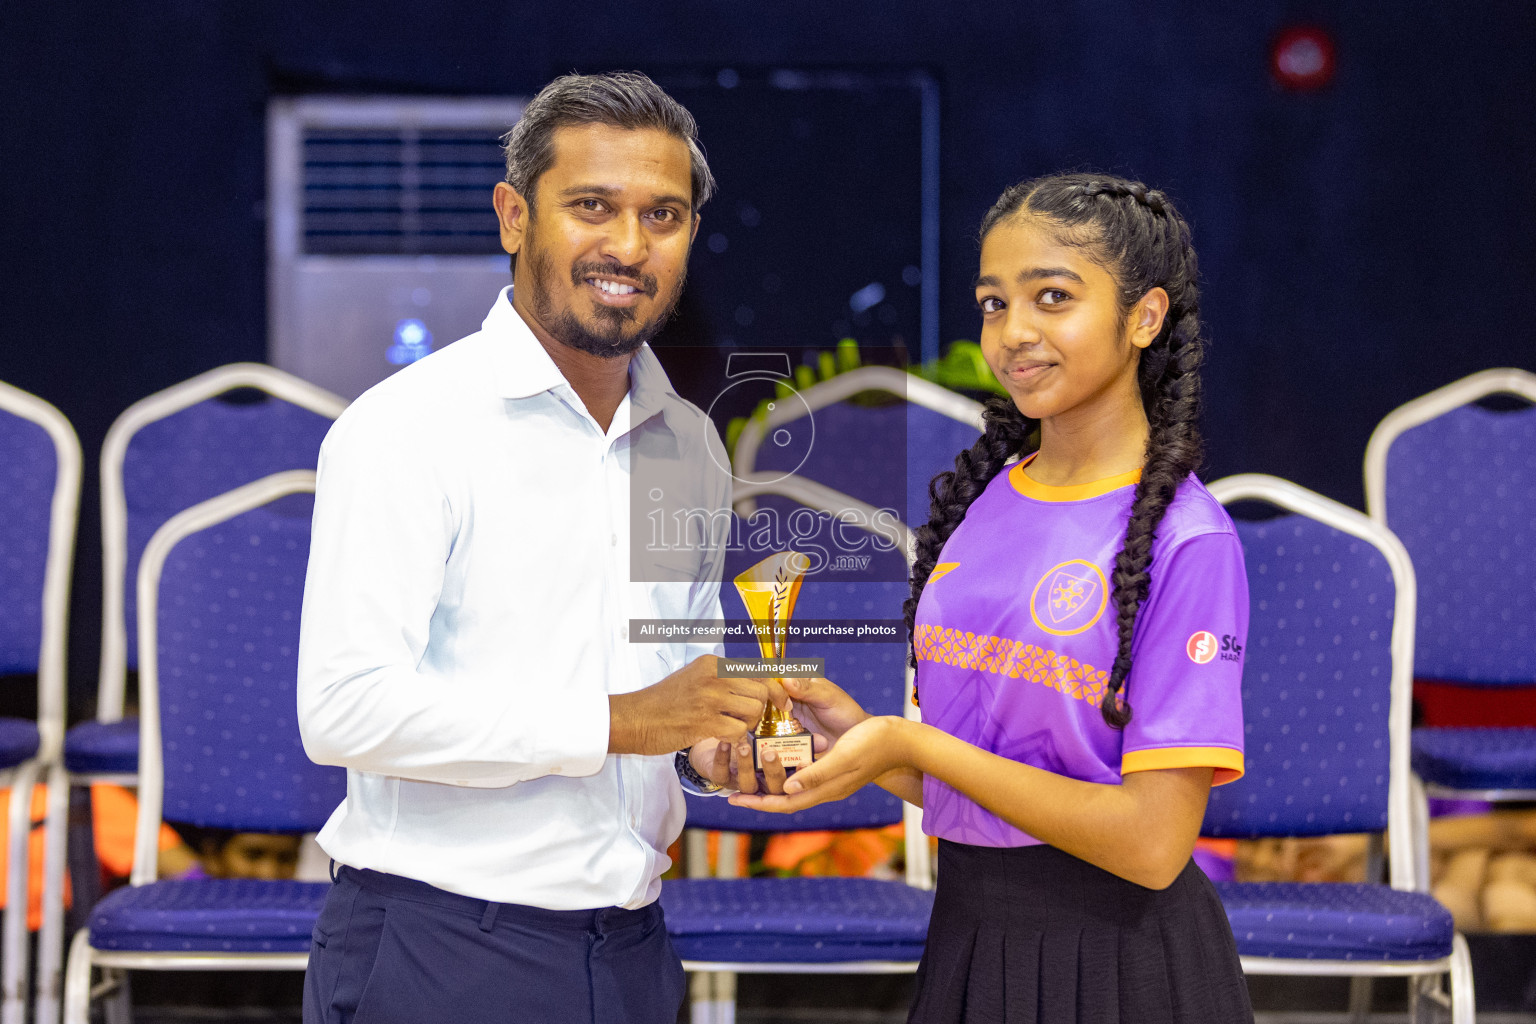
[734,173,1253,1023]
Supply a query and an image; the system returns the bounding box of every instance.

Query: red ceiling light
[1270,25,1336,92]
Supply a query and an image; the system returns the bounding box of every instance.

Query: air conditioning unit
[266,96,525,400]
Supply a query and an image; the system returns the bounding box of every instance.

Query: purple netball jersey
[914,458,1248,847]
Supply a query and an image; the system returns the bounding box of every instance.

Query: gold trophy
[734,551,816,772]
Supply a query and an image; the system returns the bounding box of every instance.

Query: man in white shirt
[298,71,769,1024]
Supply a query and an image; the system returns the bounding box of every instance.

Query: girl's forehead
[978,216,1108,285]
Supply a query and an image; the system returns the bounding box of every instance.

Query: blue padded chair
[61,471,346,1024]
[663,474,933,1024]
[1365,368,1536,802]
[1205,474,1473,1023]
[37,366,344,1024]
[0,381,80,1024]
[732,365,984,528]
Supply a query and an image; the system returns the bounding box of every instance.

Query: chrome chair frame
[61,471,319,1024]
[0,382,80,1024]
[683,472,929,1024]
[1211,473,1474,1024]
[37,367,342,1024]
[1364,366,1536,802]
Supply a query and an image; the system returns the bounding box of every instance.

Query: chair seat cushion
[662,877,932,963]
[0,718,40,770]
[1412,727,1536,792]
[65,718,140,774]
[88,878,329,953]
[1214,882,1453,961]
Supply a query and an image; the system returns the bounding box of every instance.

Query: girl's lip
[1006,362,1053,382]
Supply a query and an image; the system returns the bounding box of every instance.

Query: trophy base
[753,731,814,772]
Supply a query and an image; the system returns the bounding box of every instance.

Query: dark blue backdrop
[3,1,1533,710]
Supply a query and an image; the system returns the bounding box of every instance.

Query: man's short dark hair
[502,71,716,213]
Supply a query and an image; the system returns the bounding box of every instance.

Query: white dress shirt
[298,286,729,911]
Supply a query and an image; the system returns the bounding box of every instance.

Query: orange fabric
[1120,745,1245,785]
[762,825,903,877]
[914,623,1111,707]
[704,830,751,876]
[1196,837,1239,857]
[0,784,182,930]
[1009,456,1142,502]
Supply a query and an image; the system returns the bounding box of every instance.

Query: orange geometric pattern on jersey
[913,623,1110,706]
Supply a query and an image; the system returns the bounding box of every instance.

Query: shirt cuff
[524,686,611,778]
[1121,745,1245,786]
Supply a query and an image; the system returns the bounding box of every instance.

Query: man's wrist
[675,748,724,794]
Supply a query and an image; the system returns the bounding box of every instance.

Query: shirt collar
[482,286,693,436]
[482,287,568,400]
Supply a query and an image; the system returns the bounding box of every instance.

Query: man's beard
[525,228,685,359]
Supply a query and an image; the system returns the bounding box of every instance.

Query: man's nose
[601,211,648,268]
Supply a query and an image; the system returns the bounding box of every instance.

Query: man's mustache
[569,261,659,299]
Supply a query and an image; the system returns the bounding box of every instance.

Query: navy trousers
[303,866,686,1024]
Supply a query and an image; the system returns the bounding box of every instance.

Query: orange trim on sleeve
[1121,746,1244,786]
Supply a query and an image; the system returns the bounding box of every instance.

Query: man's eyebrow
[556,183,693,210]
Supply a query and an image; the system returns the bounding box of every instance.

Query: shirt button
[620,625,629,640]
[611,534,618,547]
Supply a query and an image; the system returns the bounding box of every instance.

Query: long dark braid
[908,172,1205,729]
[902,396,1036,669]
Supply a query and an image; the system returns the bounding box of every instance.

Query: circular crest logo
[1029,559,1108,636]
[1186,631,1218,664]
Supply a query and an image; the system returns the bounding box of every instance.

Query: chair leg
[1347,976,1373,1023]
[713,973,736,1024]
[1449,933,1476,1024]
[3,760,43,1024]
[689,973,714,1024]
[688,973,736,1024]
[60,931,91,1024]
[102,970,130,1024]
[34,763,70,1024]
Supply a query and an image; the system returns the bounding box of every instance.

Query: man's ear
[493,181,530,257]
[1128,286,1170,350]
[690,212,701,244]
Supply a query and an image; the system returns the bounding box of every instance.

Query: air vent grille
[302,128,506,255]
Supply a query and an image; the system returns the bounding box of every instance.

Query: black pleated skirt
[908,841,1252,1024]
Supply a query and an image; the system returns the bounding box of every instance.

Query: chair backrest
[132,470,346,884]
[100,363,346,721]
[1202,474,1418,891]
[0,380,80,757]
[1365,368,1536,685]
[733,366,983,527]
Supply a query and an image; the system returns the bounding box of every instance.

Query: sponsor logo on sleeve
[1186,631,1218,664]
[1220,633,1244,663]
[1187,631,1243,665]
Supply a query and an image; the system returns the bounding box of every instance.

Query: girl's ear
[1128,287,1170,350]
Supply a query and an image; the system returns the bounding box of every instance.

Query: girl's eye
[1038,288,1070,306]
[978,296,1005,314]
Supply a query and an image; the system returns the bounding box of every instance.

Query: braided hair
[903,172,1205,729]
